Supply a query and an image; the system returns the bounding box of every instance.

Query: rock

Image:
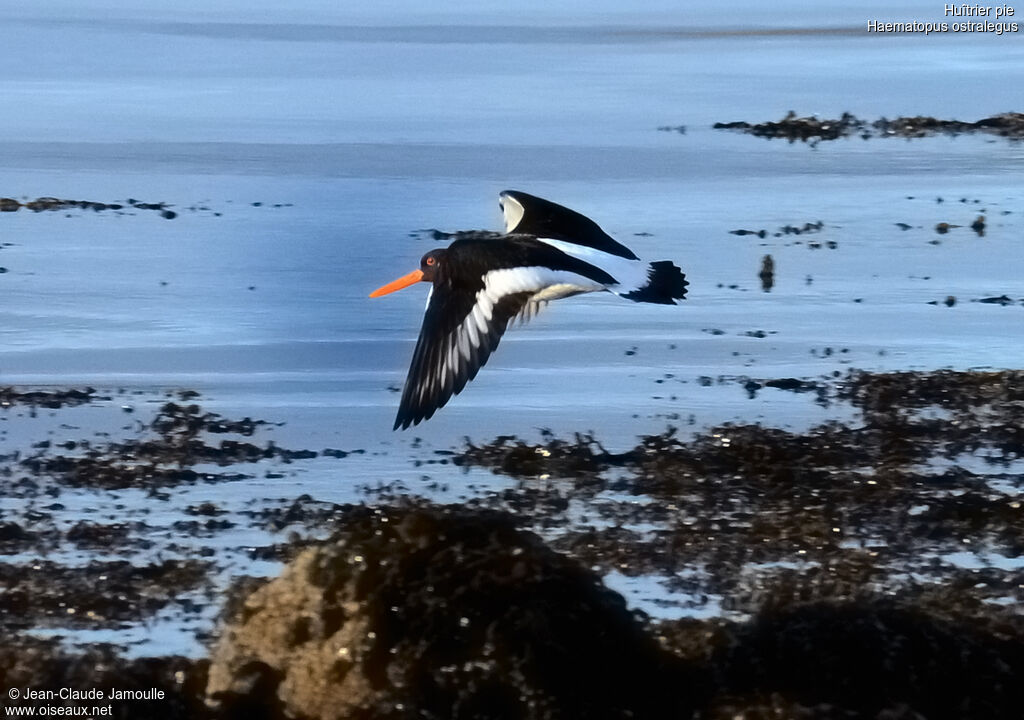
[206,505,693,719]
[971,215,986,236]
[759,254,775,292]
[707,600,1024,720]
[977,295,1014,305]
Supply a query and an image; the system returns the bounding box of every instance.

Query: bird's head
[369,248,446,297]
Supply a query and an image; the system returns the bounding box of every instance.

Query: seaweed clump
[708,111,1024,145]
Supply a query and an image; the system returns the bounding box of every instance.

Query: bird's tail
[621,261,688,305]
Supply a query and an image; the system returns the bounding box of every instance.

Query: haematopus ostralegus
[371,190,688,430]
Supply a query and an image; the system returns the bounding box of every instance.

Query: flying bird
[370,190,688,430]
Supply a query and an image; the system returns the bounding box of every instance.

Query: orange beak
[369,269,425,298]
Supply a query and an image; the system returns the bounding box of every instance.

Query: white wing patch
[433,265,607,390]
[533,236,650,296]
[481,266,605,328]
[500,193,525,232]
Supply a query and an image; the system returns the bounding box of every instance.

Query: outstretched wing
[394,280,533,430]
[499,190,639,260]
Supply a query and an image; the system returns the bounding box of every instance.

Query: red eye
[426,257,435,266]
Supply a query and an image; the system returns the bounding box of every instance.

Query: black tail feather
[622,261,688,305]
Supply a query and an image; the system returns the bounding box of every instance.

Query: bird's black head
[370,248,447,298]
[420,248,446,282]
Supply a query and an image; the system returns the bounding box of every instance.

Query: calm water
[2,1,1023,653]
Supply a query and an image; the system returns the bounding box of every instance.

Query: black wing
[394,284,533,430]
[500,189,639,260]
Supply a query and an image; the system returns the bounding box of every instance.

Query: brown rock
[205,505,694,719]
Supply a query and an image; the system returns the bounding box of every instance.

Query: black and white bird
[370,190,688,430]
